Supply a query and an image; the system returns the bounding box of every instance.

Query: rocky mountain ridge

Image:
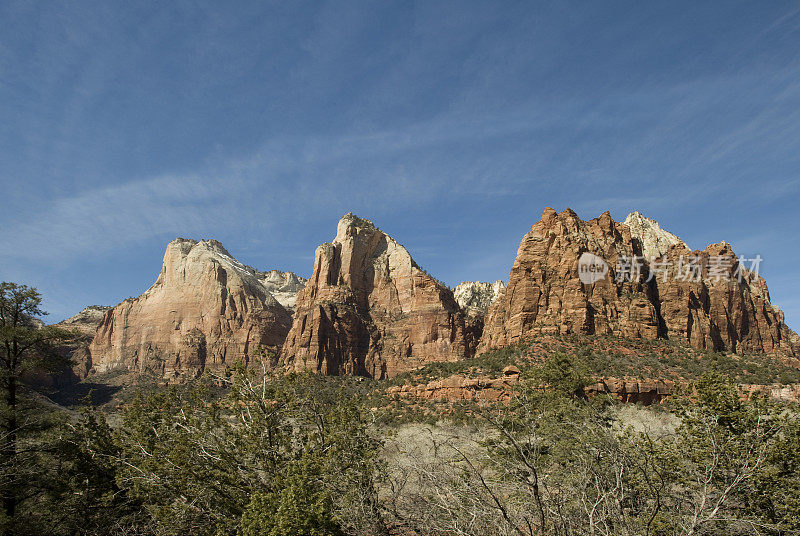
[63,208,798,383]
[56,305,112,336]
[481,208,798,357]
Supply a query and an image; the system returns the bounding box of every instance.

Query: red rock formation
[89,239,293,379]
[655,241,797,355]
[481,208,799,357]
[282,213,476,379]
[480,208,659,350]
[386,367,520,402]
[386,369,672,405]
[387,372,800,405]
[586,378,674,405]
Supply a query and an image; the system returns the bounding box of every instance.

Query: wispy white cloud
[3,1,800,325]
[5,57,800,267]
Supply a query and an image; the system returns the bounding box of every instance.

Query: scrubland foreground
[3,345,800,536]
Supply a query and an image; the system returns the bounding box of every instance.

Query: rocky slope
[454,280,506,317]
[89,239,294,380]
[388,372,800,405]
[54,306,112,379]
[480,208,799,357]
[281,213,477,378]
[57,305,112,336]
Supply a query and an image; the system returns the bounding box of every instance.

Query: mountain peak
[623,211,687,259]
[89,237,301,379]
[336,212,378,241]
[284,214,475,378]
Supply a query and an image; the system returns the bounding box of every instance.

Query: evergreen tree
[0,282,74,535]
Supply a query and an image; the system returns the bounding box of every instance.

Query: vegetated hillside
[391,333,800,387]
[373,333,800,424]
[51,332,800,419]
[24,350,800,536]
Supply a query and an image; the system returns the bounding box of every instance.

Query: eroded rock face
[454,280,506,317]
[388,372,800,405]
[654,241,798,355]
[57,306,111,336]
[480,208,660,350]
[89,239,293,379]
[480,208,799,357]
[282,213,476,378]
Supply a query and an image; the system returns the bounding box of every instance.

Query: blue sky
[1,0,799,328]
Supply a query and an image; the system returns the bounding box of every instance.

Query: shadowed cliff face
[89,238,294,380]
[49,305,113,380]
[282,213,477,379]
[480,208,799,357]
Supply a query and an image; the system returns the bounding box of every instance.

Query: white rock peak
[454,280,506,316]
[158,238,307,311]
[623,211,688,260]
[258,270,308,311]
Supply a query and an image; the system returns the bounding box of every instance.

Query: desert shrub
[56,369,385,536]
[384,364,800,536]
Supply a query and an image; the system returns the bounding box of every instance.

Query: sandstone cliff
[454,280,506,317]
[480,208,798,357]
[480,208,660,349]
[89,239,294,379]
[282,213,476,378]
[654,240,798,355]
